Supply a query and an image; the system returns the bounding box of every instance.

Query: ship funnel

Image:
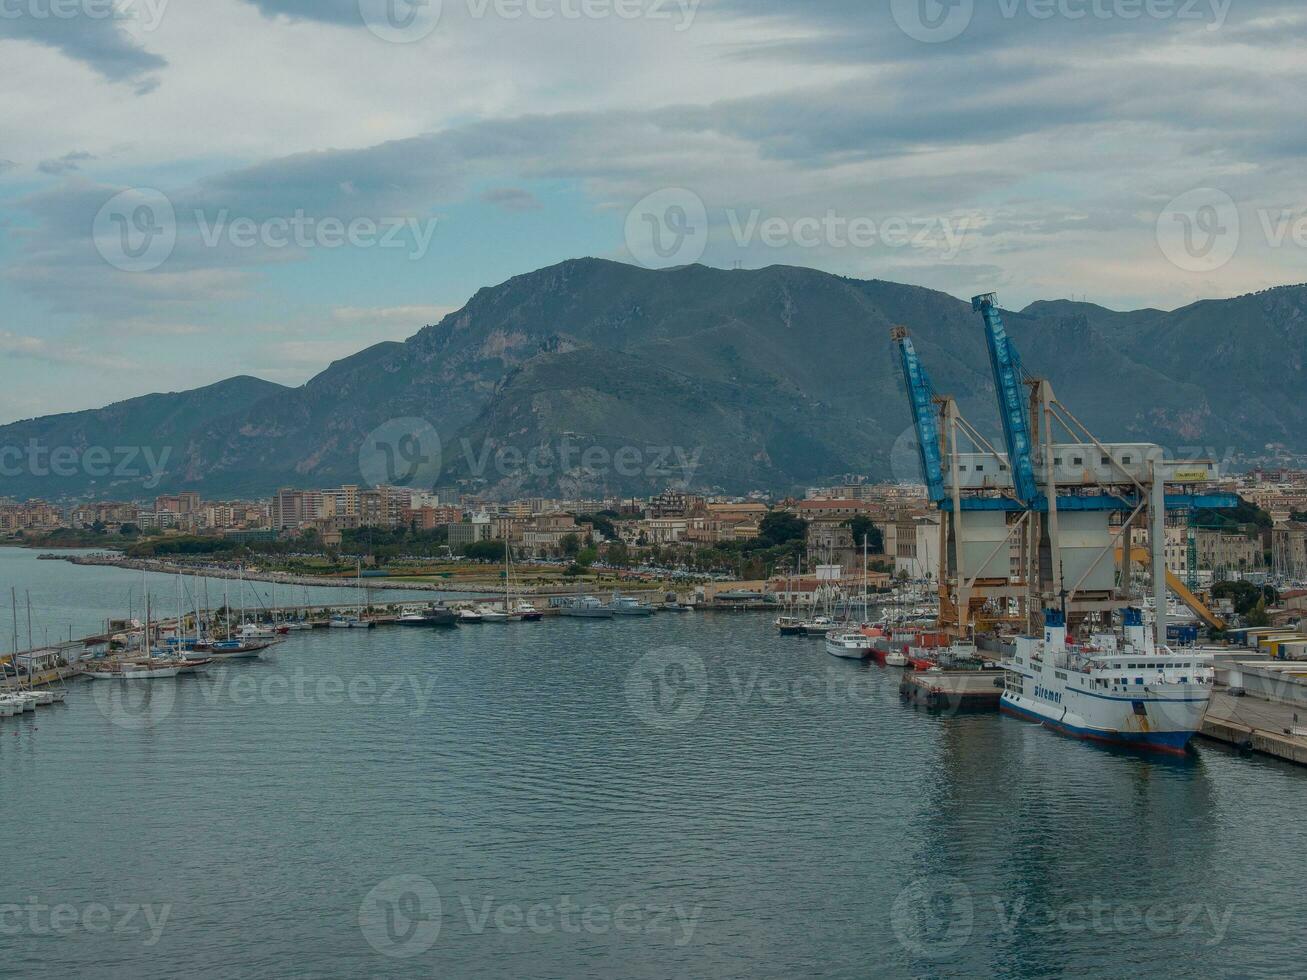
[1123,606,1147,651]
[1043,609,1067,651]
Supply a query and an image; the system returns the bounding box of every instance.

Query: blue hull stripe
[1001,699,1195,753]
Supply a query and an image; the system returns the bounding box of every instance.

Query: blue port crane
[973,293,1041,508]
[891,326,947,506]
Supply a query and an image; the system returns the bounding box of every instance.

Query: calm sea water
[1,551,1304,978]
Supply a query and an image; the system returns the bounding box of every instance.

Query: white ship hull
[825,632,874,660]
[1002,619,1213,754]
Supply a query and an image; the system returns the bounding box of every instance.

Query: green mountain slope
[3,261,1304,501]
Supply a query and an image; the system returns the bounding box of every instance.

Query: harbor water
[2,553,1305,978]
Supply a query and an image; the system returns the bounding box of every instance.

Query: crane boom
[891,326,946,505]
[973,293,1041,506]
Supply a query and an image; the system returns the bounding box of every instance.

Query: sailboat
[481,541,524,621]
[775,560,803,634]
[330,561,374,628]
[86,595,183,680]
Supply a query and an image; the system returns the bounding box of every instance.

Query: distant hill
[3,260,1304,501]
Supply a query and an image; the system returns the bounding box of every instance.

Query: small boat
[662,602,691,613]
[457,608,484,624]
[238,623,277,640]
[478,604,523,623]
[281,621,313,632]
[398,605,459,627]
[775,615,803,636]
[799,616,836,637]
[209,638,275,659]
[609,594,655,617]
[86,660,182,680]
[5,692,38,712]
[329,614,373,629]
[884,650,909,667]
[825,629,876,660]
[560,596,614,619]
[0,695,20,716]
[514,601,544,622]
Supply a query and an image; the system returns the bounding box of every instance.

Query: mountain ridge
[3,260,1304,501]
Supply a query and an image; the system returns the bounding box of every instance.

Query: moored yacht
[479,603,523,623]
[398,605,458,627]
[798,616,836,636]
[329,614,372,629]
[513,601,543,622]
[824,628,876,660]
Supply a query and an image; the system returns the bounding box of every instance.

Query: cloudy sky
[1,0,1303,422]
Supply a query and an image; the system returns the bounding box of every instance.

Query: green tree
[463,540,504,563]
[844,515,883,553]
[561,533,581,557]
[757,511,805,548]
[605,539,631,567]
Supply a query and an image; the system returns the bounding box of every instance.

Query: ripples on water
[2,556,1305,978]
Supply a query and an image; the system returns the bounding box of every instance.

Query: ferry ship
[1000,609,1213,754]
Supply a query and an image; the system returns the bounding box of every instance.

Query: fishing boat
[559,596,614,619]
[609,593,655,617]
[775,615,803,635]
[1000,608,1214,754]
[825,628,876,660]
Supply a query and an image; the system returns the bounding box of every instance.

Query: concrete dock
[1202,689,1307,765]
